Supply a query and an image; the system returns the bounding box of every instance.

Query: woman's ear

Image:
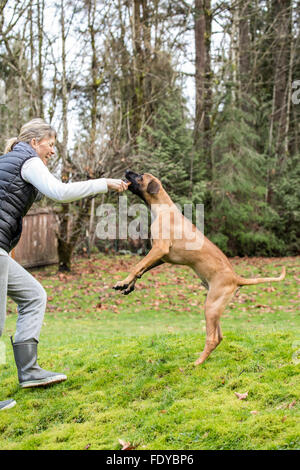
[147,180,160,194]
[30,138,38,149]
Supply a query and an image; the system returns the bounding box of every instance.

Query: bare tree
[266,0,292,203]
[194,0,212,178]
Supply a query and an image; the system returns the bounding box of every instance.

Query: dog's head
[125,170,161,205]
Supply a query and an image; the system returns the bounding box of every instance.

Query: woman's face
[30,135,56,165]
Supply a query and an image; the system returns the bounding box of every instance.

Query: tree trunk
[57,205,72,272]
[57,0,100,268]
[194,0,212,179]
[238,1,251,101]
[230,5,239,103]
[57,0,72,272]
[37,0,44,117]
[131,0,144,140]
[266,0,292,204]
[272,0,291,157]
[86,0,99,254]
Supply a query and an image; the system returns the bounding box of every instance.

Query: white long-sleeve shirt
[21,157,108,202]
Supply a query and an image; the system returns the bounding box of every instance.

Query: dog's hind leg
[195,280,235,365]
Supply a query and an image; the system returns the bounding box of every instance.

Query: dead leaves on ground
[118,439,138,450]
[235,391,249,400]
[29,255,298,319]
[276,400,297,410]
[234,393,298,419]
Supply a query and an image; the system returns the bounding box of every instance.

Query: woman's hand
[106,179,130,192]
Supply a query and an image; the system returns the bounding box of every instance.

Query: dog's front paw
[113,280,129,291]
[122,283,136,295]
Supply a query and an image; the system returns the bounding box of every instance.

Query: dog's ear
[147,180,160,194]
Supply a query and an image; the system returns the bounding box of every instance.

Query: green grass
[0,254,299,450]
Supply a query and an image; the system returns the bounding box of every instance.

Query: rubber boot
[11,337,67,388]
[0,399,16,411]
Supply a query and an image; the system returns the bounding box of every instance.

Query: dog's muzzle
[125,170,143,182]
[125,170,146,200]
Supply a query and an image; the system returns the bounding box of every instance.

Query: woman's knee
[25,283,47,311]
[35,285,47,307]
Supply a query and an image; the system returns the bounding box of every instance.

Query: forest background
[0,0,299,270]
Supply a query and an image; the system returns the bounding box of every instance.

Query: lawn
[0,254,299,450]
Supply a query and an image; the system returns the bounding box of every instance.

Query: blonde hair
[4,118,56,154]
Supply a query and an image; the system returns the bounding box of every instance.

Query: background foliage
[0,0,299,262]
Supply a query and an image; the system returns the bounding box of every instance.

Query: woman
[0,118,129,411]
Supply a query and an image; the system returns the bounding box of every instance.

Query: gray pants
[0,248,46,342]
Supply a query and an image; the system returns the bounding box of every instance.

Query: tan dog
[114,170,286,365]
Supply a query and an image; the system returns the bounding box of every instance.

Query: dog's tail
[236,266,286,286]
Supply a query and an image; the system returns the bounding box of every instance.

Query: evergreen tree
[270,153,300,254]
[136,87,203,208]
[208,98,284,256]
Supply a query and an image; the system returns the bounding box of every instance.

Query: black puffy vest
[0,142,39,253]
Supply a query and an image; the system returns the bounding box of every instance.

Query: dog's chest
[161,245,187,264]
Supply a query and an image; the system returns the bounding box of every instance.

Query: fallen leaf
[250,410,258,415]
[288,400,297,409]
[235,391,248,400]
[267,286,275,293]
[118,439,137,450]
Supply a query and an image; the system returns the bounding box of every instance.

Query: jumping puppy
[113,170,286,365]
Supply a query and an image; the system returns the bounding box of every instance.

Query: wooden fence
[12,208,58,268]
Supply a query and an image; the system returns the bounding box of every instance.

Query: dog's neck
[149,189,178,217]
